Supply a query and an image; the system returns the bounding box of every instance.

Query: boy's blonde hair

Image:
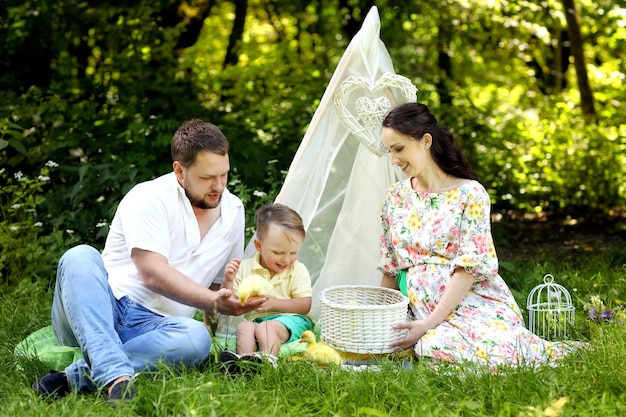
[256,203,305,242]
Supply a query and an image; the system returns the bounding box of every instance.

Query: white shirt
[103,172,244,317]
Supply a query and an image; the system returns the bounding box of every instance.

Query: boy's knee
[237,320,256,333]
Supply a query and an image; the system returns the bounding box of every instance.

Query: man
[32,119,265,404]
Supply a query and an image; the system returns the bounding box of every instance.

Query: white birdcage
[527,274,575,340]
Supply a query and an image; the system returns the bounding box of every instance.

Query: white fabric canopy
[217,7,416,335]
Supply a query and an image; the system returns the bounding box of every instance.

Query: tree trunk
[338,0,376,39]
[561,0,596,116]
[160,0,216,50]
[223,0,248,68]
[554,27,564,93]
[436,16,453,105]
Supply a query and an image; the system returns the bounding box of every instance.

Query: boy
[219,202,313,369]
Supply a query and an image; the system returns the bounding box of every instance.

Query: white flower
[584,295,606,312]
[96,222,107,228]
[14,171,24,179]
[10,204,21,209]
[34,222,43,227]
[38,175,50,182]
[45,160,59,168]
[10,225,19,231]
[253,190,267,197]
[66,229,75,234]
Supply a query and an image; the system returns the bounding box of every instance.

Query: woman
[379,102,570,368]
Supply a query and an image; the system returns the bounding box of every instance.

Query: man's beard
[185,189,221,210]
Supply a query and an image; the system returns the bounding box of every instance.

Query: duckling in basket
[299,330,342,366]
[237,273,271,306]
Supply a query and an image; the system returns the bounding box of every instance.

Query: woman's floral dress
[379,179,572,368]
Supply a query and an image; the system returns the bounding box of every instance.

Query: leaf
[7,138,29,157]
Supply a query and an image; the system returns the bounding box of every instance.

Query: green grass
[1,244,625,416]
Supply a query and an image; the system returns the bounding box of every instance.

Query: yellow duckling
[237,273,271,305]
[299,330,342,365]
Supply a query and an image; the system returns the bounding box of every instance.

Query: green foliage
[1,0,626,286]
[1,1,210,248]
[0,162,80,287]
[446,92,626,216]
[0,120,29,157]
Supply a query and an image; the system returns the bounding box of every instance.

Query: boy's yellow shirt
[233,252,313,322]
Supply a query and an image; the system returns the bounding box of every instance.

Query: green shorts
[254,314,313,343]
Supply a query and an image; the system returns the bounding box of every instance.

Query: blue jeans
[51,245,212,392]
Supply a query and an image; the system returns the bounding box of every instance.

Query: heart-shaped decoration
[333,73,417,156]
[355,96,392,130]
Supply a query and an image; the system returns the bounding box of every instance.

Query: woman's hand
[390,320,431,352]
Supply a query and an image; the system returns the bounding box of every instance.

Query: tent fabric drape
[233,6,415,329]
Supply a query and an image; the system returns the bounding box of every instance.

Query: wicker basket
[319,285,409,354]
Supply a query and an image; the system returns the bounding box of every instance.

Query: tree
[223,0,248,68]
[561,0,596,116]
[1,0,625,256]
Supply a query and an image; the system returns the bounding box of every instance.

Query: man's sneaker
[218,350,241,375]
[106,379,135,407]
[32,370,70,399]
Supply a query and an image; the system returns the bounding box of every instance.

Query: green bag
[395,269,408,296]
[14,326,83,371]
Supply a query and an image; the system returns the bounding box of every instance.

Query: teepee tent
[239,6,416,323]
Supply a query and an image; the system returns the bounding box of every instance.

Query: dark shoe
[106,379,135,406]
[218,350,241,375]
[32,370,70,399]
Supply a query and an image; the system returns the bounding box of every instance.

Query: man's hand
[213,289,267,316]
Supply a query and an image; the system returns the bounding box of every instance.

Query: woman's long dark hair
[382,102,479,181]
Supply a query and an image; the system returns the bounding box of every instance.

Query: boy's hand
[221,258,241,289]
[256,298,273,312]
